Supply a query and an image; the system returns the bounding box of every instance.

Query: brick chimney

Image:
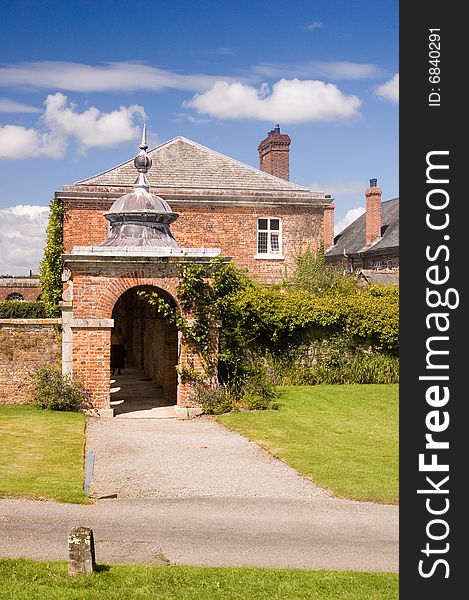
[323,198,335,250]
[258,124,291,180]
[365,178,382,246]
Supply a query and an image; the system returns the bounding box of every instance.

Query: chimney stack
[323,198,335,250]
[258,124,291,180]
[365,178,382,246]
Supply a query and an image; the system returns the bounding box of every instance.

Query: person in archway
[110,326,126,376]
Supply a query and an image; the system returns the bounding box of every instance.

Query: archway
[110,285,178,414]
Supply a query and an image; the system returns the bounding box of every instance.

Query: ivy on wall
[39,197,64,318]
[140,257,251,378]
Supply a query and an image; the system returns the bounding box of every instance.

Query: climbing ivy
[140,257,251,377]
[39,196,64,317]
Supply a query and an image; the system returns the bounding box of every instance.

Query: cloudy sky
[0,0,398,275]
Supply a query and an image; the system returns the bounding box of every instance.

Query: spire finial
[133,125,152,190]
[140,123,148,151]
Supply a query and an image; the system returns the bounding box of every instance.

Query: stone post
[68,527,96,576]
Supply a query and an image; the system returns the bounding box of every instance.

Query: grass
[0,559,398,600]
[217,385,398,503]
[0,404,90,504]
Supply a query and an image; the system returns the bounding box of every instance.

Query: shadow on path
[110,367,176,419]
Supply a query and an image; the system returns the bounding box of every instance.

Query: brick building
[59,127,334,284]
[56,127,336,416]
[325,179,399,277]
[0,276,41,301]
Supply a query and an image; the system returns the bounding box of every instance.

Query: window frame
[255,217,284,259]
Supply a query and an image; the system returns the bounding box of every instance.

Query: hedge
[0,301,47,319]
[223,285,399,355]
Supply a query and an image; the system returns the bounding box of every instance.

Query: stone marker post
[68,527,96,576]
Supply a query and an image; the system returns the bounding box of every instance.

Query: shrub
[187,362,278,414]
[272,353,399,385]
[30,366,91,411]
[189,381,235,415]
[237,363,279,410]
[285,243,357,295]
[0,301,47,319]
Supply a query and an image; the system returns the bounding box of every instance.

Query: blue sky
[0,0,398,274]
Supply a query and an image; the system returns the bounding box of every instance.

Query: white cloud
[186,79,361,124]
[0,98,41,113]
[0,205,49,275]
[0,125,64,159]
[251,61,381,81]
[309,180,365,197]
[305,22,324,30]
[42,93,146,150]
[0,61,234,93]
[374,73,399,103]
[335,207,366,235]
[0,93,145,159]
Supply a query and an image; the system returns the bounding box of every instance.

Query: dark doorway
[111,286,178,412]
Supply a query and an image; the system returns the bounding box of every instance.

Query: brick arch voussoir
[102,276,180,320]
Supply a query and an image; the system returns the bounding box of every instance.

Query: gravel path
[0,416,398,571]
[86,416,329,500]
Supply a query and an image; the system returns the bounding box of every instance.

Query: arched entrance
[110,285,178,415]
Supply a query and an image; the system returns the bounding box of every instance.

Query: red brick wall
[0,320,61,404]
[0,285,41,302]
[63,201,109,252]
[63,202,325,283]
[144,319,165,386]
[72,328,110,409]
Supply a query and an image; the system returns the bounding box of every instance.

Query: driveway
[0,415,398,572]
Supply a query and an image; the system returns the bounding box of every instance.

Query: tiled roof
[359,270,400,285]
[74,137,309,192]
[326,198,399,257]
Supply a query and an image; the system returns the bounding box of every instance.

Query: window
[6,293,25,301]
[256,218,282,257]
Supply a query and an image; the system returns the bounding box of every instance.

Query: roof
[326,198,399,257]
[359,270,400,285]
[73,136,310,192]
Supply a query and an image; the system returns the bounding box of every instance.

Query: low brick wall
[0,319,61,404]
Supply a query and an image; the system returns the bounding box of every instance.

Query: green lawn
[0,559,398,600]
[218,385,398,503]
[0,405,90,504]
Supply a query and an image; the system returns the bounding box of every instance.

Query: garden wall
[0,319,61,404]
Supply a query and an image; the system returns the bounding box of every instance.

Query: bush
[0,301,47,319]
[273,353,399,385]
[286,244,357,295]
[30,366,91,411]
[188,381,235,415]
[222,285,399,355]
[187,362,279,414]
[237,363,279,410]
